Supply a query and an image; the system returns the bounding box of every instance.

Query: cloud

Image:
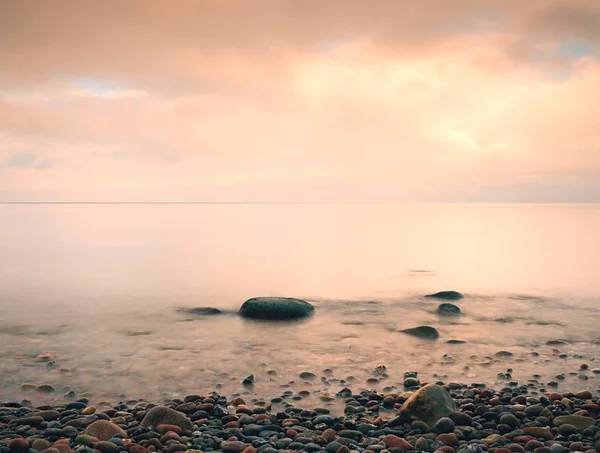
[0,152,56,170]
[0,1,598,201]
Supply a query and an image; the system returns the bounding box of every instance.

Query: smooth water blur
[1,203,600,405]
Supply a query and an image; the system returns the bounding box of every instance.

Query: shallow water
[1,203,599,406]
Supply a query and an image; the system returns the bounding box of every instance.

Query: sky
[0,0,599,202]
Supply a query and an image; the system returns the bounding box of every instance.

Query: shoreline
[2,378,599,453]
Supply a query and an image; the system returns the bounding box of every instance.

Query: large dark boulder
[400,325,439,340]
[398,384,458,426]
[425,291,464,301]
[239,297,315,320]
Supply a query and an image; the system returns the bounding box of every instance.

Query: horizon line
[1,201,600,205]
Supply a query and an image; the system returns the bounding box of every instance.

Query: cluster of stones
[2,383,599,453]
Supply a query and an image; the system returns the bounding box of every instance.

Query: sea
[1,203,599,406]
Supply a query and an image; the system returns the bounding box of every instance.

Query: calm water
[1,203,599,406]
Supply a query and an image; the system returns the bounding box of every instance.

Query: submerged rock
[178,307,225,316]
[239,297,315,320]
[425,291,464,301]
[446,339,466,344]
[400,325,440,340]
[398,384,457,426]
[437,303,461,316]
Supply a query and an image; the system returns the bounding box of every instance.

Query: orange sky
[0,0,599,202]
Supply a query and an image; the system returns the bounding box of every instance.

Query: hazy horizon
[1,1,600,202]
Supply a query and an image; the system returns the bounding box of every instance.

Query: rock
[553,415,594,430]
[400,325,440,340]
[83,420,128,441]
[299,372,316,380]
[435,433,458,447]
[556,424,578,436]
[140,406,194,431]
[437,303,461,316]
[157,424,183,435]
[523,427,554,440]
[449,411,472,426]
[37,384,55,393]
[425,291,464,301]
[243,374,254,387]
[446,339,467,344]
[432,417,455,433]
[178,307,224,316]
[574,390,592,399]
[94,442,119,453]
[32,440,51,451]
[7,438,30,452]
[221,441,246,453]
[382,435,412,450]
[82,406,96,415]
[238,297,315,320]
[398,384,457,425]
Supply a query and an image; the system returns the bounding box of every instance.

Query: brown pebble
[36,353,54,362]
[508,445,526,453]
[436,434,458,447]
[221,441,246,453]
[523,427,554,440]
[83,420,128,441]
[129,446,149,453]
[336,447,351,453]
[157,424,183,435]
[323,428,337,443]
[574,390,592,399]
[52,444,72,453]
[32,439,51,451]
[241,447,256,453]
[40,449,61,453]
[285,429,297,438]
[382,434,412,450]
[526,440,544,449]
[224,421,240,429]
[8,439,30,452]
[490,396,500,406]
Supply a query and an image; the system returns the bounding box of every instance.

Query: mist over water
[1,203,599,406]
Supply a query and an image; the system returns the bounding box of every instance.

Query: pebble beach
[2,377,600,453]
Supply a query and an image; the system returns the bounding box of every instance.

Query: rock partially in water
[437,303,461,316]
[140,406,194,431]
[398,384,457,426]
[446,339,466,344]
[400,325,440,340]
[425,291,464,301]
[239,297,315,320]
[178,307,225,316]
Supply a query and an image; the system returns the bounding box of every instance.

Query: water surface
[1,203,599,405]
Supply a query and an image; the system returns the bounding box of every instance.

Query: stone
[178,307,225,316]
[8,438,30,452]
[432,417,455,434]
[399,325,440,340]
[437,303,461,316]
[382,435,412,450]
[523,427,554,440]
[398,384,457,425]
[157,424,184,435]
[83,420,128,441]
[140,406,194,431]
[32,440,51,451]
[238,297,315,320]
[221,441,247,453]
[556,424,578,436]
[425,291,464,301]
[82,406,96,415]
[435,433,458,447]
[94,442,119,453]
[553,415,594,430]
